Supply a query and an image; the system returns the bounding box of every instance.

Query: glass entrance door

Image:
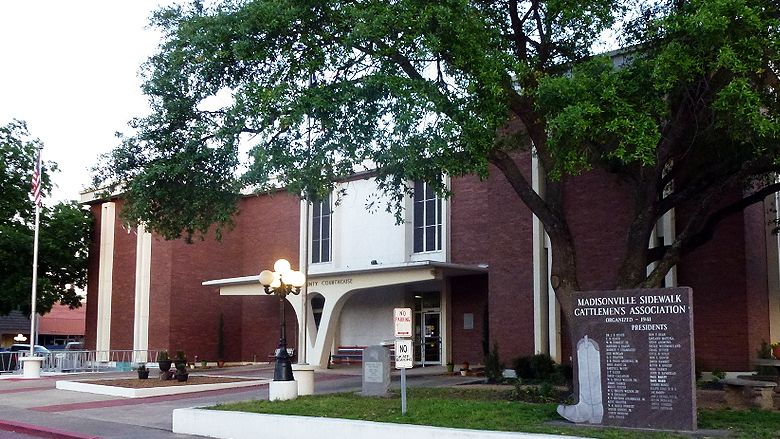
[421,312,441,364]
[413,291,442,366]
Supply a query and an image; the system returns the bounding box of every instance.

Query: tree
[0,120,93,315]
[94,0,780,317]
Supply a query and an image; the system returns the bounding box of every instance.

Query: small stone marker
[361,345,390,396]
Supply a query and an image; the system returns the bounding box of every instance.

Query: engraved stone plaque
[364,362,383,383]
[558,287,696,431]
[361,345,390,396]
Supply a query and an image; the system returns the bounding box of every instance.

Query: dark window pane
[312,240,321,263]
[414,201,423,228]
[313,201,321,216]
[312,217,320,240]
[437,198,442,223]
[414,181,423,202]
[425,225,435,251]
[414,227,423,253]
[437,224,442,250]
[322,216,330,240]
[425,182,434,200]
[425,199,435,225]
[322,239,330,262]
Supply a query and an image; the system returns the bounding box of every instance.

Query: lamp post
[259,259,305,383]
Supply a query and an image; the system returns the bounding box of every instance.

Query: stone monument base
[269,380,298,401]
[20,357,44,379]
[292,364,315,396]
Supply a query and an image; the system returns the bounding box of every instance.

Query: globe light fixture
[259,258,305,382]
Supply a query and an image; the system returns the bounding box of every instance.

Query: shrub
[484,343,504,384]
[512,353,569,385]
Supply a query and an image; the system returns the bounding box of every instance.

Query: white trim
[96,202,116,360]
[531,154,549,355]
[766,193,780,342]
[172,409,586,439]
[56,378,268,398]
[133,224,152,363]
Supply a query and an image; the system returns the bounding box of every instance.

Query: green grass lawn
[209,387,780,439]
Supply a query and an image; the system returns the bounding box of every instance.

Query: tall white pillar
[133,224,152,363]
[96,202,116,361]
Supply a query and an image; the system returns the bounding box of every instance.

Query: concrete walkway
[0,365,579,439]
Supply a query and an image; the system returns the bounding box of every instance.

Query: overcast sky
[0,1,176,203]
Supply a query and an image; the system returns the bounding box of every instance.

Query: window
[413,181,442,253]
[311,195,331,263]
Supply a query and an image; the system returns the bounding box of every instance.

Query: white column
[547,235,561,362]
[133,224,152,363]
[766,194,780,342]
[532,154,550,355]
[96,202,116,361]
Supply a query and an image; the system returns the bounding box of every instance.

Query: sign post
[393,308,413,415]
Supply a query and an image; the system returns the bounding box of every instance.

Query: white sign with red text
[393,307,413,338]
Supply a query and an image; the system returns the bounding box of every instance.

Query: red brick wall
[449,275,488,365]
[108,200,137,351]
[450,156,535,364]
[743,202,771,366]
[564,171,634,290]
[148,234,172,352]
[85,191,301,362]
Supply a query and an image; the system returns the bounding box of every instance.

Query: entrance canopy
[202,261,487,368]
[202,261,487,295]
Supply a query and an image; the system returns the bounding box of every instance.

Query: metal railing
[2,349,166,374]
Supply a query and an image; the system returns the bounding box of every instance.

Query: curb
[0,420,100,439]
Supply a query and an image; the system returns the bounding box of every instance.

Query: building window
[413,181,442,253]
[312,195,331,263]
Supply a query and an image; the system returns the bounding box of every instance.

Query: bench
[722,378,777,409]
[329,345,398,365]
[330,346,365,365]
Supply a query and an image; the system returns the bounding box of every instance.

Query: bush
[512,353,569,385]
[484,343,504,384]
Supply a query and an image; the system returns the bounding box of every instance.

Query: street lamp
[259,258,306,382]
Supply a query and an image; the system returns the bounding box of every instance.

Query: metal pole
[274,293,294,381]
[401,367,407,415]
[28,156,42,358]
[301,199,310,364]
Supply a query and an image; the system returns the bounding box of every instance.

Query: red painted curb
[0,420,100,439]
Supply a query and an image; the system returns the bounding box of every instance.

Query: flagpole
[28,147,42,358]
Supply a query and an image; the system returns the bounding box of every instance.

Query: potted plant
[136,363,149,379]
[772,342,780,360]
[446,362,454,373]
[157,351,172,373]
[460,361,470,376]
[175,363,189,382]
[174,350,187,370]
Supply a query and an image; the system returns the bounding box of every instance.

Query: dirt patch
[81,376,259,389]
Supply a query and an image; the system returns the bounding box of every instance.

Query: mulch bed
[82,376,258,389]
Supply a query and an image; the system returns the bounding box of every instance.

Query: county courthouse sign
[558,287,696,431]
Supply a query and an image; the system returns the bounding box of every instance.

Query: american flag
[31,149,41,207]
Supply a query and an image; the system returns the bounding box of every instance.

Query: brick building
[83,161,780,371]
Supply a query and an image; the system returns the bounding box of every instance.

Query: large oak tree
[94,0,780,317]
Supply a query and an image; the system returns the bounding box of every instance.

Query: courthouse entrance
[414,291,441,365]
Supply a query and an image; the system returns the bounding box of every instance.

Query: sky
[0,1,177,203]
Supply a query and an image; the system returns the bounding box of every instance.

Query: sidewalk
[0,364,561,439]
